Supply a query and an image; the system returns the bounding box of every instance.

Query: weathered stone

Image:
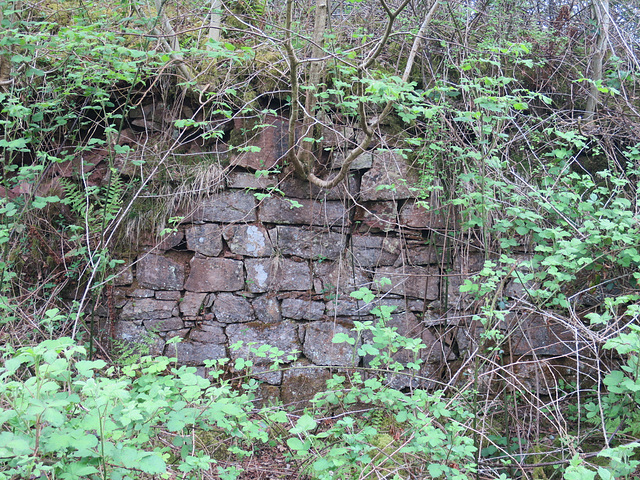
[361,311,422,366]
[360,151,417,201]
[254,384,281,407]
[325,297,373,317]
[277,174,356,201]
[245,258,312,293]
[191,190,257,223]
[271,226,346,260]
[137,254,185,290]
[251,366,283,385]
[223,225,273,257]
[420,327,456,363]
[331,150,373,170]
[226,321,300,366]
[446,254,485,309]
[509,314,576,356]
[252,295,282,323]
[321,124,360,148]
[230,115,287,171]
[374,266,439,300]
[186,224,223,256]
[303,321,359,366]
[354,201,398,232]
[189,323,226,343]
[226,171,276,190]
[281,298,325,321]
[184,256,244,292]
[314,260,371,295]
[155,290,182,300]
[144,317,184,332]
[281,361,332,407]
[399,200,451,230]
[114,321,164,356]
[129,288,155,298]
[404,241,440,265]
[180,292,207,316]
[213,293,253,323]
[120,298,177,320]
[112,265,133,286]
[382,363,440,390]
[157,231,184,251]
[258,196,348,227]
[351,235,401,267]
[173,342,226,365]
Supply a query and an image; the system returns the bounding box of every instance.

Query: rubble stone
[351,235,401,267]
[303,321,359,366]
[180,292,207,316]
[245,258,312,293]
[374,266,439,300]
[137,254,185,290]
[223,224,273,257]
[191,190,257,223]
[120,298,177,320]
[213,293,253,323]
[186,224,223,256]
[226,321,300,366]
[252,295,282,324]
[259,196,347,227]
[271,226,346,260]
[281,298,325,321]
[184,256,244,292]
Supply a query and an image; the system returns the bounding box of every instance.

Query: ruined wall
[108,119,576,403]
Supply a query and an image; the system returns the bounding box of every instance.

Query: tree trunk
[585,0,610,120]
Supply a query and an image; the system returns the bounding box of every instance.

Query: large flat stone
[281,298,325,321]
[213,293,253,323]
[223,224,273,257]
[189,323,226,343]
[350,235,401,267]
[405,240,440,265]
[144,317,184,332]
[303,321,359,366]
[120,298,177,320]
[173,342,227,365]
[281,360,332,407]
[354,201,399,232]
[258,196,348,227]
[252,295,282,323]
[373,266,439,300]
[191,190,257,223]
[508,314,576,357]
[399,200,452,230]
[360,150,417,201]
[184,256,245,292]
[314,260,370,295]
[245,258,312,293]
[226,321,300,366]
[230,115,287,171]
[186,224,223,256]
[114,321,164,356]
[271,226,346,260]
[226,171,276,190]
[136,254,185,290]
[277,174,356,201]
[180,292,207,316]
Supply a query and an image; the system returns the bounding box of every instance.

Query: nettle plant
[0,336,267,480]
[278,284,478,480]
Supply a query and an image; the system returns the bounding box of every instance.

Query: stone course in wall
[108,125,578,404]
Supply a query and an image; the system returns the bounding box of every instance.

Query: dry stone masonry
[108,120,578,403]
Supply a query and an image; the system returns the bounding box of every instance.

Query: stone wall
[108,121,576,403]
